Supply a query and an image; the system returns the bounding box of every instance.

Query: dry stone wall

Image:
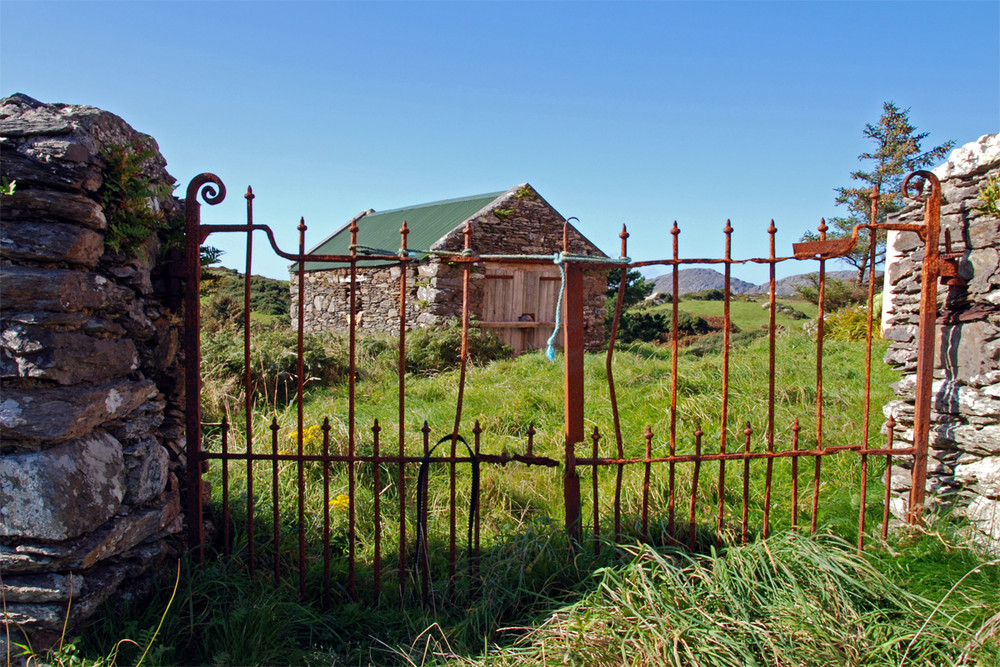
[882,133,1000,550]
[0,94,186,647]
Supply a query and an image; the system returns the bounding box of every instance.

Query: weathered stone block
[967,248,1000,296]
[0,189,107,229]
[123,438,169,505]
[0,265,130,313]
[0,432,125,541]
[1,542,166,634]
[965,496,1000,541]
[0,377,156,444]
[0,220,103,266]
[0,572,85,603]
[0,492,180,573]
[1,324,137,384]
[955,456,1000,498]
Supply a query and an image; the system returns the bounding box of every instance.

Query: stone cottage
[881,133,1000,551]
[290,184,609,354]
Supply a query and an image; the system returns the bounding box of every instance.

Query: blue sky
[2,1,997,283]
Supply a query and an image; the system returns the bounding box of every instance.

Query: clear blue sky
[3,1,997,283]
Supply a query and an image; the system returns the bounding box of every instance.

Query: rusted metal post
[563,261,585,543]
[858,186,880,551]
[812,219,828,536]
[717,221,733,536]
[244,186,256,578]
[184,174,225,559]
[397,221,409,605]
[907,171,942,525]
[296,218,307,599]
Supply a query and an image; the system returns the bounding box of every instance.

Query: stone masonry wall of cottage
[0,95,186,647]
[292,186,608,350]
[882,133,1000,550]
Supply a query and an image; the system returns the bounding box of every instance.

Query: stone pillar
[882,133,1000,550]
[1,94,185,648]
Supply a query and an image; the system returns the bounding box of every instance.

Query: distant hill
[650,269,756,296]
[648,268,881,298]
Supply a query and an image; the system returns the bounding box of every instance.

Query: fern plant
[975,174,1000,217]
[98,141,176,255]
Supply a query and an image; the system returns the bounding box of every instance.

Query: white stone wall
[881,133,1000,550]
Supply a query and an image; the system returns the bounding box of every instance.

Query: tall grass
[479,532,999,667]
[53,328,999,666]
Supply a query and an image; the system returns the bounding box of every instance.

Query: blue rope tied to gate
[545,253,567,361]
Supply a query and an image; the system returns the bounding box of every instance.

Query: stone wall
[295,264,422,335]
[882,133,1000,550]
[1,94,185,647]
[292,185,608,351]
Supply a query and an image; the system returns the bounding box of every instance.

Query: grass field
[653,294,820,330]
[26,327,999,666]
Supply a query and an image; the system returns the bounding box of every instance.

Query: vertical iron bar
[398,221,409,605]
[882,415,896,540]
[591,426,601,554]
[812,219,828,536]
[373,419,382,605]
[244,186,256,578]
[763,221,777,539]
[908,172,942,525]
[741,423,752,545]
[859,187,880,551]
[473,421,482,578]
[449,221,474,590]
[669,222,680,538]
[322,418,331,609]
[717,221,733,536]
[348,216,360,601]
[420,422,430,605]
[606,226,628,548]
[791,419,800,532]
[271,418,280,585]
[689,423,703,550]
[642,426,653,543]
[296,219,307,599]
[222,417,230,558]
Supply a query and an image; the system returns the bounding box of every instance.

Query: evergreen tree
[804,102,954,284]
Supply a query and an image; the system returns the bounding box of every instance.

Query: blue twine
[545,253,567,361]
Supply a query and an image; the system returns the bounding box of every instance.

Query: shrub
[98,140,178,256]
[823,305,882,342]
[684,288,725,301]
[201,322,347,418]
[794,274,878,311]
[615,310,710,344]
[617,311,668,343]
[406,318,512,374]
[201,268,291,331]
[683,328,769,357]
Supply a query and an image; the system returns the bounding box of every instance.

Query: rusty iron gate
[183,171,952,606]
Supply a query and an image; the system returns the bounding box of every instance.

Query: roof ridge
[368,189,508,216]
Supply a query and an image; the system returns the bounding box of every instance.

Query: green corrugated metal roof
[296,190,507,271]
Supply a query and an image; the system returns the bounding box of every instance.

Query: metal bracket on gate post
[904,171,943,525]
[792,171,951,526]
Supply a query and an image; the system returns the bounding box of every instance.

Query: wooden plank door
[481,264,561,355]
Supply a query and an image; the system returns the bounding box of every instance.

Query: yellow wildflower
[329,494,350,512]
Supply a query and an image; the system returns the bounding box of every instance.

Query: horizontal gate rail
[184,171,941,607]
